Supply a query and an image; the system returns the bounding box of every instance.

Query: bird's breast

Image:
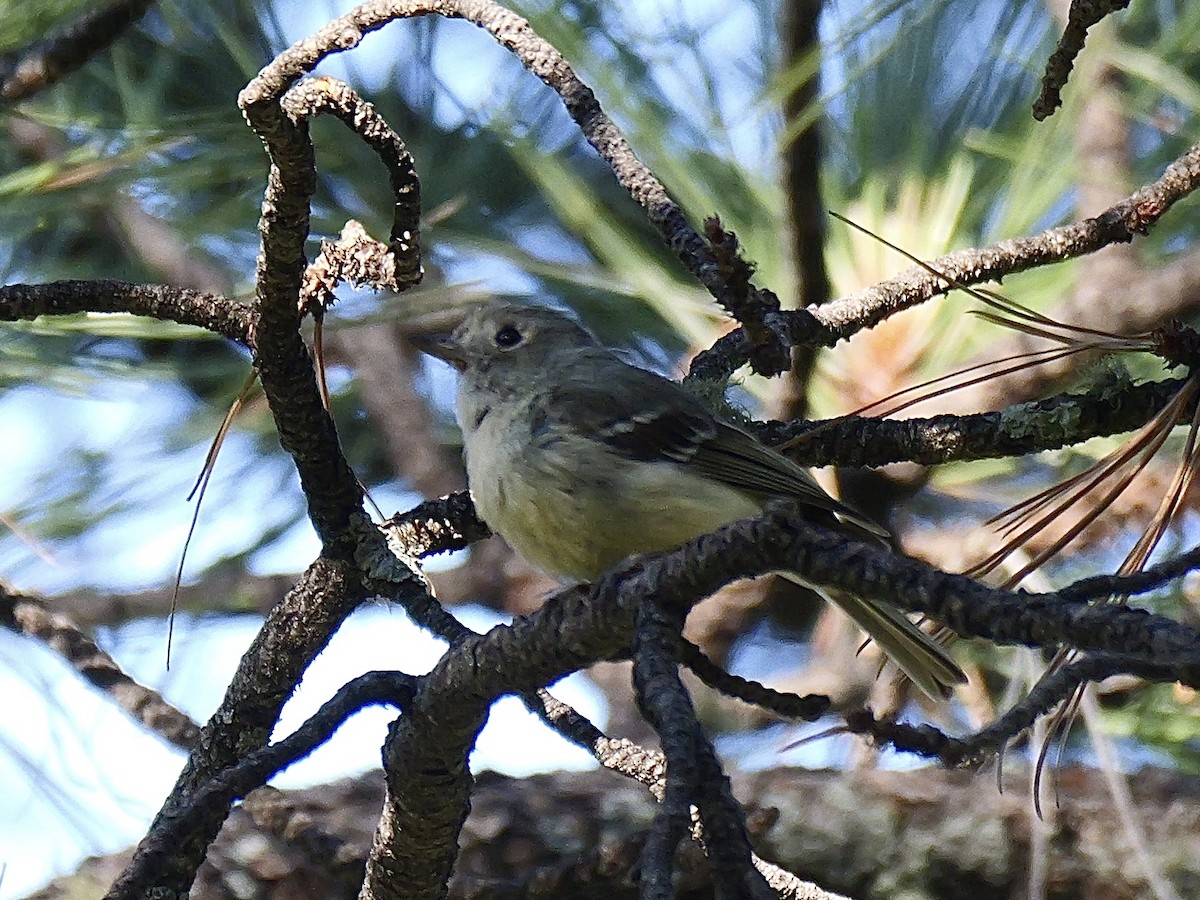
[461,404,760,582]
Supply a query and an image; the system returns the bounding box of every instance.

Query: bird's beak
[410,332,467,371]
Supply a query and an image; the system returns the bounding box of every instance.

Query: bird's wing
[542,352,887,539]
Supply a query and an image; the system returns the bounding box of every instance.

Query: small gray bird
[418,303,964,699]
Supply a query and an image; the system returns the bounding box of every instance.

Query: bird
[416,302,965,699]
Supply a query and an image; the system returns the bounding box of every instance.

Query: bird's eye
[494,325,523,348]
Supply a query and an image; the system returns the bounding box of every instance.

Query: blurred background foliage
[3,0,1200,771]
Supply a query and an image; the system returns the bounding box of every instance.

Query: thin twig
[1034,0,1133,120]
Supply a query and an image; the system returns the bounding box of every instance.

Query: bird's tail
[781,573,965,700]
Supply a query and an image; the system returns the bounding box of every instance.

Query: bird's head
[414,303,599,375]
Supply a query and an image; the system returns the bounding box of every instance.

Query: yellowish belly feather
[466,410,760,581]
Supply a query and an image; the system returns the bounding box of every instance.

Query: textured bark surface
[32,764,1200,899]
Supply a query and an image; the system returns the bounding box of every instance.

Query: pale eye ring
[494,325,523,348]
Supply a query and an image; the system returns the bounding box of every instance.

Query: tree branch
[0,582,200,750]
[107,556,377,899]
[109,670,416,900]
[0,280,254,344]
[763,377,1187,468]
[238,0,792,373]
[845,654,1181,765]
[281,77,422,292]
[0,0,157,100]
[688,137,1200,382]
